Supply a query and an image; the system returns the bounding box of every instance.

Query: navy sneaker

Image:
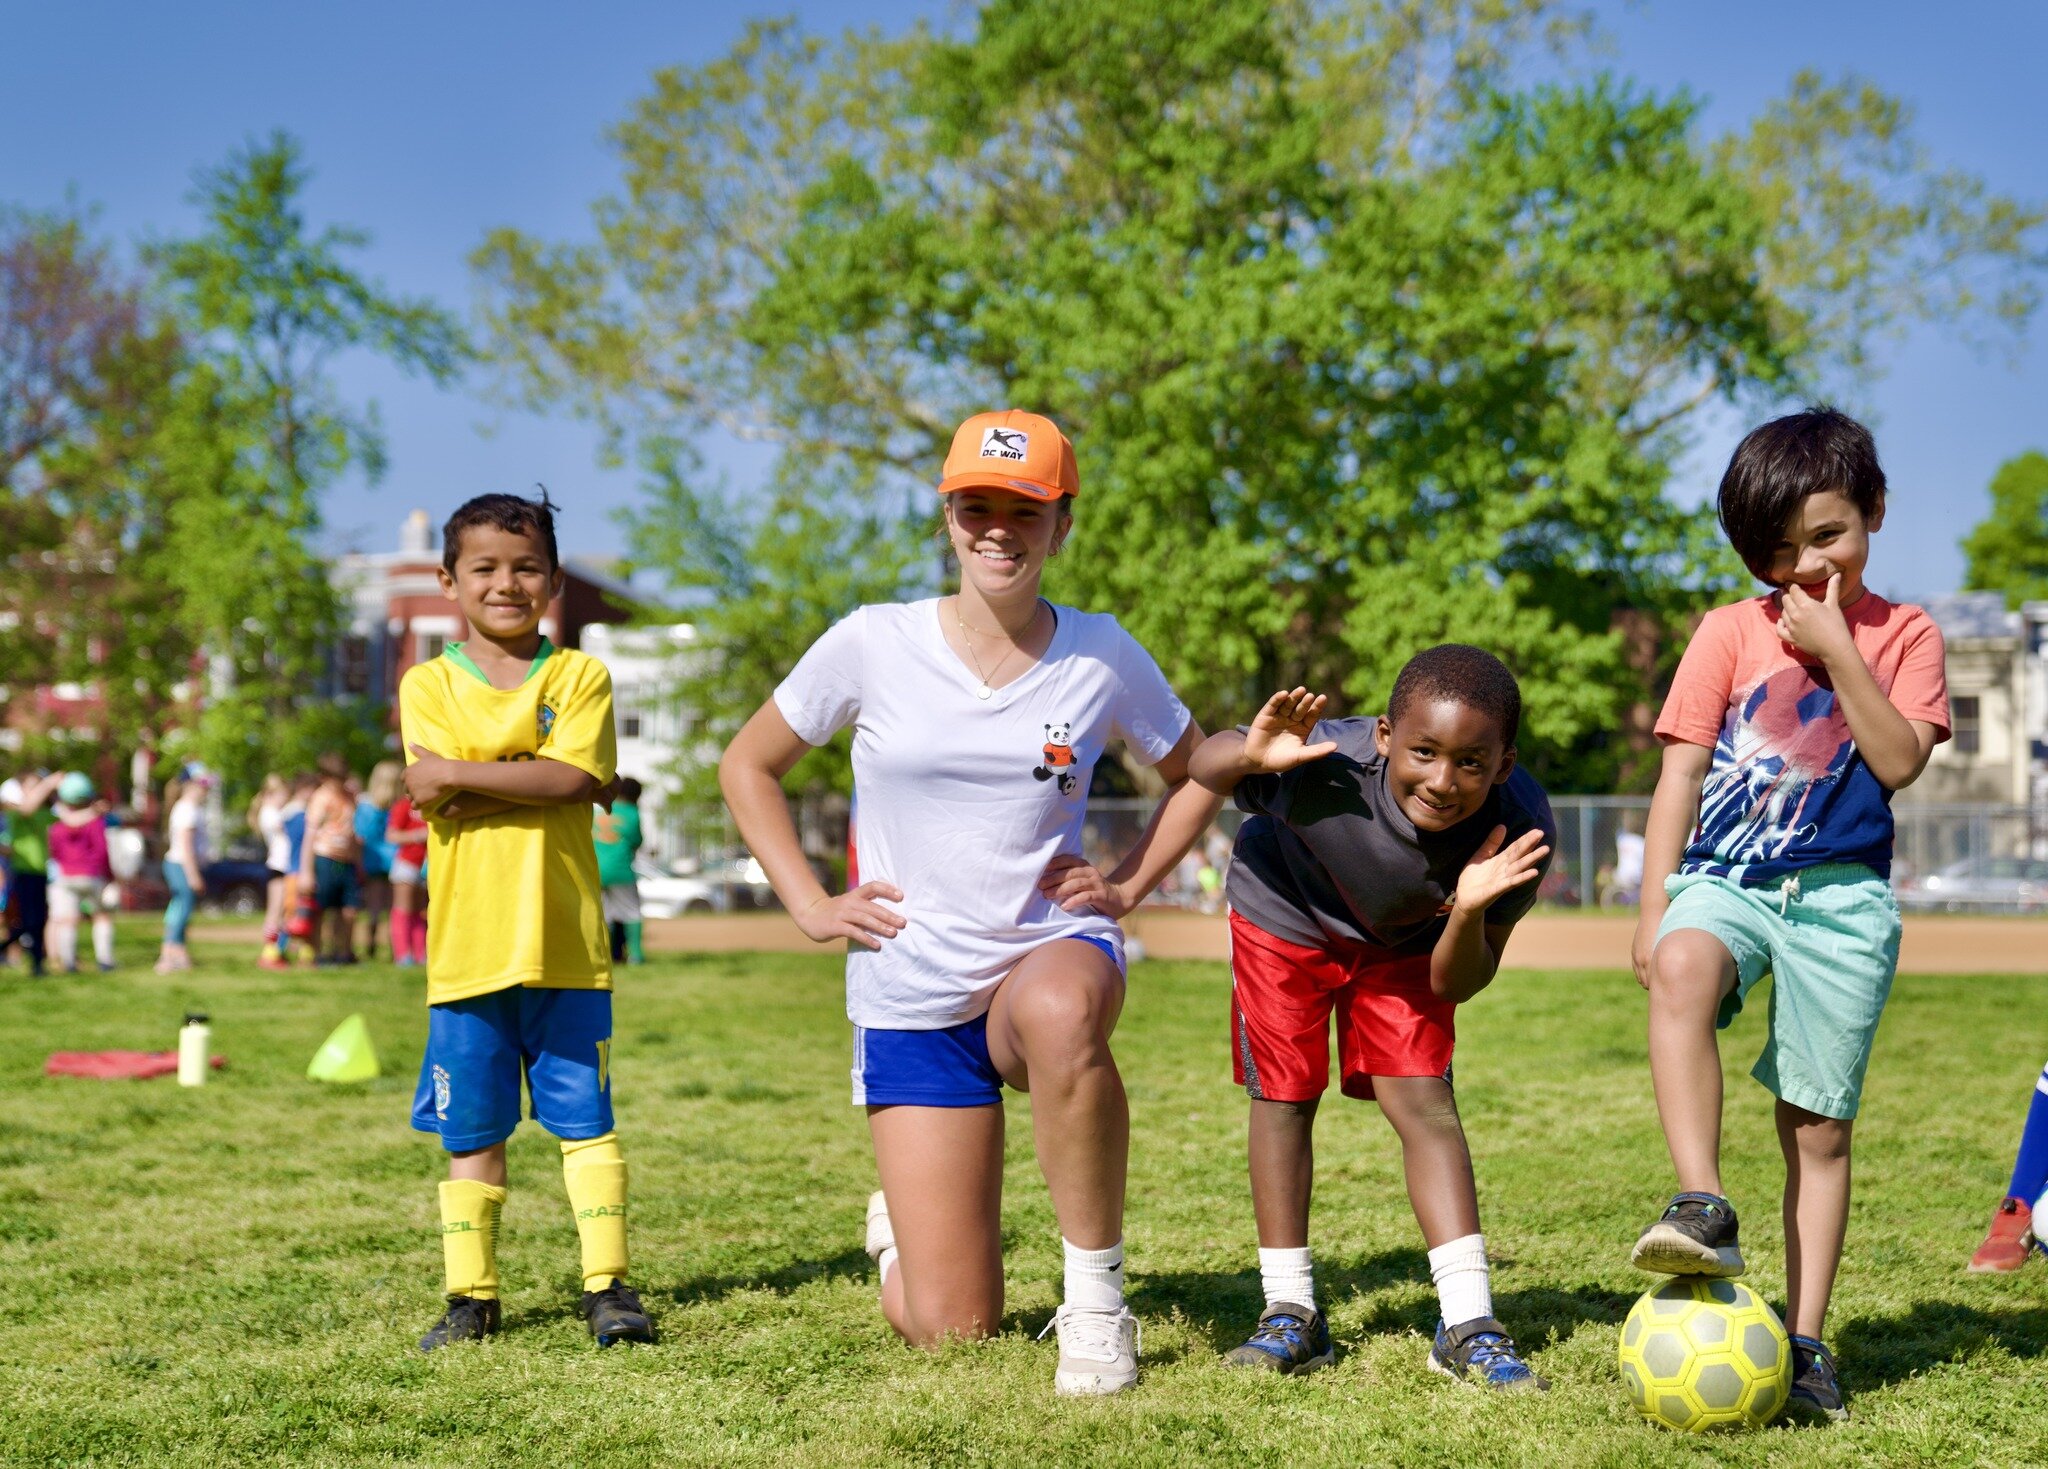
[1784,1335,1849,1424]
[1428,1316,1548,1391]
[1222,1301,1335,1374]
[418,1294,500,1352]
[580,1278,656,1346]
[1631,1191,1745,1277]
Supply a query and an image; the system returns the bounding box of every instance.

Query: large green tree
[476,1,2044,793]
[0,206,197,775]
[1,138,466,798]
[1962,450,2048,609]
[148,133,467,792]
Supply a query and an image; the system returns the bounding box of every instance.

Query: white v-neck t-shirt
[774,598,1190,1029]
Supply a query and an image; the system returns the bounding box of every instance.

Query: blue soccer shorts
[851,932,1123,1107]
[411,987,614,1151]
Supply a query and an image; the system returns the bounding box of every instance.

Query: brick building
[328,510,641,709]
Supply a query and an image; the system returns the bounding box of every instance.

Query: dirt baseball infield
[187,910,2048,975]
[641,909,2046,975]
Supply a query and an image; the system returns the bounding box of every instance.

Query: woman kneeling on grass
[720,411,1218,1397]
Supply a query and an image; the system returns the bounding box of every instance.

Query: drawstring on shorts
[1775,874,1802,915]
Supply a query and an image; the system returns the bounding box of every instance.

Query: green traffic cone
[307,1013,380,1083]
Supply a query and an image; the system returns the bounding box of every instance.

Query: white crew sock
[1258,1246,1316,1310]
[92,919,115,967]
[52,925,78,970]
[876,1244,899,1287]
[1428,1233,1493,1327]
[1063,1238,1126,1311]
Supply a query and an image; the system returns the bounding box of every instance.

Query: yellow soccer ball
[1617,1278,1791,1432]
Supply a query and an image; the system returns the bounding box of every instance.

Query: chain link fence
[650,795,2048,914]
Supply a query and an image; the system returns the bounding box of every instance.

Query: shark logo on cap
[979,427,1029,461]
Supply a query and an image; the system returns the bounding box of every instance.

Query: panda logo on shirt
[1034,722,1081,795]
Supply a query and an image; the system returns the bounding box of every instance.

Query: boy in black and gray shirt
[1189,644,1555,1389]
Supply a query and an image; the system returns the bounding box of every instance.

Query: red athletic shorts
[1228,909,1455,1102]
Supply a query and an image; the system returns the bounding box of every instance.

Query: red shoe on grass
[1967,1196,2036,1273]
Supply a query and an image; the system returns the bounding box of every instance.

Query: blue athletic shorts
[851,932,1123,1107]
[411,987,614,1151]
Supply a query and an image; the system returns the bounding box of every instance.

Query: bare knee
[1009,973,1117,1053]
[1375,1078,1463,1139]
[1780,1104,1852,1164]
[1649,932,1734,1010]
[1252,1097,1320,1127]
[902,1290,1002,1348]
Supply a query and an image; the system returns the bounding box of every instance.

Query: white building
[577,621,701,866]
[1911,593,2031,806]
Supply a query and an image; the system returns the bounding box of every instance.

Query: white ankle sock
[1428,1233,1492,1327]
[1063,1238,1125,1311]
[1258,1246,1316,1310]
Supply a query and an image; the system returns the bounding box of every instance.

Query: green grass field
[2,924,2043,1466]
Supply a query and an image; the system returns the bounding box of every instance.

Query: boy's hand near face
[1242,688,1341,773]
[1776,574,1855,664]
[1192,688,1339,792]
[1430,822,1550,1005]
[1452,825,1550,917]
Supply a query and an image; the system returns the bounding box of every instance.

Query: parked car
[700,853,783,910]
[633,859,718,919]
[121,838,275,916]
[1895,856,2048,913]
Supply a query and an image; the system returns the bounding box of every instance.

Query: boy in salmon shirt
[1630,407,1949,1424]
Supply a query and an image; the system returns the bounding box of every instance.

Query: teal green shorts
[1656,864,1901,1120]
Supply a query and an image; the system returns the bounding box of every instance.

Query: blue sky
[4,1,2042,600]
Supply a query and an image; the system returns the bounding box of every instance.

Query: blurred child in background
[385,789,429,967]
[47,772,118,974]
[357,761,402,961]
[594,776,646,965]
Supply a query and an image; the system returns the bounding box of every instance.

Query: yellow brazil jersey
[398,639,617,1006]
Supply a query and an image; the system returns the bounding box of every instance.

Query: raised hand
[797,879,908,951]
[1037,854,1129,918]
[1241,687,1341,774]
[1776,573,1854,661]
[1453,825,1550,916]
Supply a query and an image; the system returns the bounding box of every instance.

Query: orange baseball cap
[937,410,1079,501]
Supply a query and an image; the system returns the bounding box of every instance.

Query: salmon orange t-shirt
[1655,591,1949,885]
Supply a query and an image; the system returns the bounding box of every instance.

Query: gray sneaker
[1631,1192,1745,1277]
[1041,1303,1141,1395]
[1784,1336,1850,1424]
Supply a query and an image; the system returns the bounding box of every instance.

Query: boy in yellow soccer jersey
[399,491,654,1351]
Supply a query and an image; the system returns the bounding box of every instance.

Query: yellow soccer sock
[438,1179,506,1300]
[561,1132,629,1291]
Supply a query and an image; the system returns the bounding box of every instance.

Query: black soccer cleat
[418,1294,501,1352]
[1222,1301,1335,1375]
[1784,1335,1850,1424]
[580,1279,656,1346]
[1631,1191,1746,1277]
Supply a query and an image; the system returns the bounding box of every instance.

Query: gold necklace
[956,599,1041,700]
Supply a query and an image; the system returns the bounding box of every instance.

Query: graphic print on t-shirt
[1694,664,1861,874]
[1656,593,1949,886]
[1033,721,1082,794]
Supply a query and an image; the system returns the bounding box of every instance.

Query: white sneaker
[1041,1303,1141,1395]
[864,1189,894,1262]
